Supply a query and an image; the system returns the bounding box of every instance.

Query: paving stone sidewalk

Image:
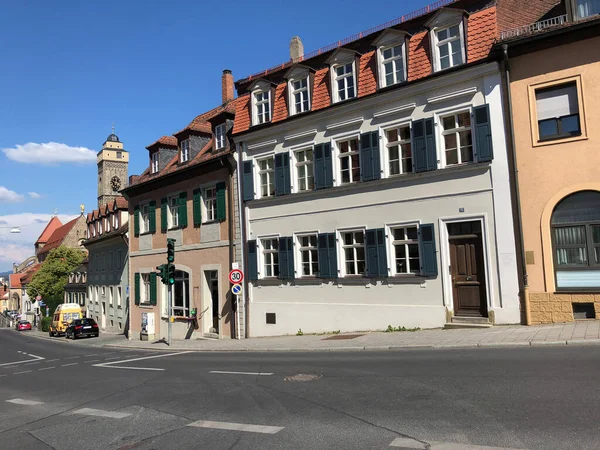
[103,321,600,352]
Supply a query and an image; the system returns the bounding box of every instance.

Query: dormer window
[373,30,409,88]
[215,123,226,150]
[573,0,600,19]
[327,49,358,104]
[180,139,190,163]
[291,78,309,114]
[98,220,103,235]
[151,152,159,174]
[255,91,270,124]
[426,8,467,73]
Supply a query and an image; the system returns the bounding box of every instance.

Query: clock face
[110,176,121,192]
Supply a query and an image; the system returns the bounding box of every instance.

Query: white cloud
[0,243,33,269]
[2,142,96,165]
[28,192,42,199]
[0,186,24,203]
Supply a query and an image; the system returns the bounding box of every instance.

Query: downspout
[236,141,250,338]
[502,44,530,325]
[224,155,236,338]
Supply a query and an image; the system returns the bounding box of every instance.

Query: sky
[0,0,432,271]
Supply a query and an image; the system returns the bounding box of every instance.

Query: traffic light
[156,264,168,285]
[167,238,176,264]
[167,263,176,285]
[3,284,6,292]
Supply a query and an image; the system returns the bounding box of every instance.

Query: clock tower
[97,130,129,207]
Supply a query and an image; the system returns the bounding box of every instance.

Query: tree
[27,246,86,314]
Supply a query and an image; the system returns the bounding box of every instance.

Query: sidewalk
[103,321,600,352]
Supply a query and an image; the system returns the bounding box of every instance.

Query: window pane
[536,83,579,121]
[442,116,455,130]
[539,119,558,139]
[457,112,470,127]
[561,114,581,136]
[385,73,394,87]
[438,29,448,41]
[399,126,411,141]
[354,231,364,244]
[554,226,586,245]
[406,227,418,240]
[439,43,449,58]
[593,225,600,244]
[444,133,457,150]
[383,48,392,59]
[387,129,398,142]
[393,228,405,240]
[555,247,587,265]
[449,25,460,37]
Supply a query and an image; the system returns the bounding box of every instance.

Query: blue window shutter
[424,118,437,171]
[360,132,381,182]
[274,153,291,196]
[242,161,254,201]
[318,233,337,278]
[248,240,258,281]
[323,142,333,188]
[278,236,294,279]
[474,104,493,162]
[282,152,291,194]
[366,228,387,277]
[327,233,338,279]
[370,131,381,180]
[413,119,427,173]
[420,223,438,277]
[314,144,324,189]
[133,206,140,237]
[149,201,156,234]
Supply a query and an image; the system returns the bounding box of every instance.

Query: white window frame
[432,22,466,72]
[378,42,407,88]
[293,147,314,192]
[215,123,226,150]
[170,269,190,317]
[386,222,421,276]
[251,83,272,126]
[438,107,474,167]
[141,273,151,304]
[98,220,103,235]
[383,122,413,177]
[180,139,190,163]
[289,76,311,115]
[295,232,319,277]
[168,196,179,229]
[331,61,357,103]
[117,286,122,308]
[202,185,217,223]
[109,286,114,306]
[256,154,276,199]
[258,236,280,279]
[151,151,159,174]
[140,203,150,234]
[338,228,366,277]
[334,135,361,185]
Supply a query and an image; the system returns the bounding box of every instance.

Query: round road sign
[229,269,244,284]
[231,284,242,296]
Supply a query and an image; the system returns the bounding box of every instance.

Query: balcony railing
[500,15,568,40]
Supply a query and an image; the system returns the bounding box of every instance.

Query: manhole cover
[284,373,323,382]
[322,333,364,340]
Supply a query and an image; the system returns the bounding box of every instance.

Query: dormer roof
[424,7,468,29]
[325,48,360,65]
[284,64,315,79]
[146,136,177,150]
[371,29,411,47]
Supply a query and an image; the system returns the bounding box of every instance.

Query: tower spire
[112,122,115,135]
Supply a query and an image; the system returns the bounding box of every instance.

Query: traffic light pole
[168,283,172,346]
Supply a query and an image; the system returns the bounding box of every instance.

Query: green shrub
[40,316,52,332]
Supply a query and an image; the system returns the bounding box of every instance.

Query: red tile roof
[174,122,212,137]
[19,263,41,285]
[35,216,62,245]
[37,217,79,256]
[87,198,128,223]
[146,136,178,150]
[9,273,22,289]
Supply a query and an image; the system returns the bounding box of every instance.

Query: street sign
[126,285,130,296]
[39,301,45,307]
[231,284,242,296]
[228,269,244,284]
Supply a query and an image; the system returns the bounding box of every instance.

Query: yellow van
[49,303,83,337]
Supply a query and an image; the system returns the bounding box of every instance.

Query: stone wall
[529,293,600,324]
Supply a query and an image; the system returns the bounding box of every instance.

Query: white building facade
[233,3,521,336]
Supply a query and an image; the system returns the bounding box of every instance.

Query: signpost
[229,270,244,340]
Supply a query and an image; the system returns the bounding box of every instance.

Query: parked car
[65,318,99,339]
[16,320,32,331]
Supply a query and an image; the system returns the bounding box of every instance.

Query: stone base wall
[529,293,600,324]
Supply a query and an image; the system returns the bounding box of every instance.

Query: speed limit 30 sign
[228,269,244,284]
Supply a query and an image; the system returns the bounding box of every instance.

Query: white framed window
[168,196,179,229]
[254,90,271,125]
[151,152,159,174]
[336,137,360,184]
[260,238,279,278]
[574,0,600,19]
[140,203,150,233]
[215,123,226,150]
[109,286,114,306]
[257,156,275,198]
[172,270,190,317]
[297,234,319,276]
[290,77,310,115]
[440,110,473,166]
[141,274,151,304]
[341,230,365,276]
[535,82,582,142]
[98,220,103,235]
[385,124,412,176]
[180,139,190,163]
[380,43,406,87]
[333,62,356,103]
[203,186,217,222]
[294,148,314,192]
[433,24,465,71]
[389,225,420,275]
[117,286,122,308]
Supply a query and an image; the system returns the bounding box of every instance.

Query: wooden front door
[448,222,487,317]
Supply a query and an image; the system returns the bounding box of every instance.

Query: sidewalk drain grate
[284,374,322,382]
[322,334,364,340]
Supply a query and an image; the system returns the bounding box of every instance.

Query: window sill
[138,303,154,309]
[139,231,154,237]
[554,289,600,294]
[201,220,222,226]
[533,134,587,148]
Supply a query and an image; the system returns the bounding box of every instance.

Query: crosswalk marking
[6,398,43,406]
[389,438,527,450]
[72,408,131,419]
[188,420,284,434]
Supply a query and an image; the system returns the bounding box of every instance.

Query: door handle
[466,276,473,281]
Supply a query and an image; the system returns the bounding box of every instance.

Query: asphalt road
[1,328,599,450]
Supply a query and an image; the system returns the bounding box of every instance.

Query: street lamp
[10,227,21,234]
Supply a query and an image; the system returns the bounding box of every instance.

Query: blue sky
[0,0,431,270]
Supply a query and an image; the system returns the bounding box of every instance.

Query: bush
[40,316,52,332]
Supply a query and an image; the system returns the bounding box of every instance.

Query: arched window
[551,191,600,290]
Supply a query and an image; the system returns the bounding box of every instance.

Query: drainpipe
[236,141,250,338]
[224,155,237,338]
[501,44,530,325]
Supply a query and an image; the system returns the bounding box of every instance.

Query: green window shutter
[420,223,438,277]
[242,161,254,201]
[134,206,140,237]
[278,236,294,279]
[134,272,140,305]
[178,192,188,228]
[474,104,493,162]
[148,201,156,234]
[248,240,258,281]
[216,182,226,221]
[149,272,157,305]
[161,198,168,233]
[193,189,202,227]
[360,131,381,182]
[414,118,437,172]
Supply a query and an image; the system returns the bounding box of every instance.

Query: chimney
[221,69,234,105]
[290,36,304,62]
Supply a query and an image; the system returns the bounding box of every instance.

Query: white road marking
[24,362,41,366]
[104,356,123,360]
[209,371,273,376]
[45,359,59,363]
[93,351,193,371]
[188,420,283,434]
[84,354,98,357]
[72,408,131,419]
[62,363,78,367]
[84,360,100,363]
[6,398,43,406]
[65,356,80,360]
[389,439,527,450]
[38,366,55,371]
[0,353,45,367]
[13,370,32,375]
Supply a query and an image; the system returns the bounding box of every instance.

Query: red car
[16,320,32,331]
